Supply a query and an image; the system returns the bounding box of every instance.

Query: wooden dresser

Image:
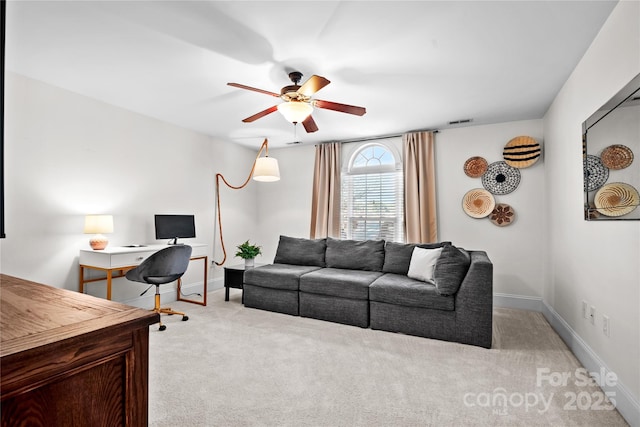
[0,274,159,426]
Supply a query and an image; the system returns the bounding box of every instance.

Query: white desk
[79,243,208,306]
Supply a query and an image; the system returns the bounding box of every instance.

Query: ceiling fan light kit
[277,101,313,123]
[228,71,366,133]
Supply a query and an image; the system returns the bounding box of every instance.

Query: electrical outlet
[590,306,596,325]
[582,300,588,319]
[603,315,610,337]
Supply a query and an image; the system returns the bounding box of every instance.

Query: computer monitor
[154,214,196,245]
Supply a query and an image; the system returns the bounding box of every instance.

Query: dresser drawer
[110,251,156,268]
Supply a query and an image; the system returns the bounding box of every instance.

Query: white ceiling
[5,1,618,149]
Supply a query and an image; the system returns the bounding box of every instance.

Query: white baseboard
[494,292,543,311]
[207,277,224,291]
[541,301,640,427]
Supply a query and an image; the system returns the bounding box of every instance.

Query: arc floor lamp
[214,138,280,266]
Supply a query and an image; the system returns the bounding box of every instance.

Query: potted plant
[235,240,262,268]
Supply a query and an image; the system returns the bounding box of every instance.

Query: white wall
[256,143,316,261]
[1,72,258,304]
[436,120,545,298]
[544,0,640,408]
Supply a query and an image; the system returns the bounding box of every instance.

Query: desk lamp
[214,138,279,265]
[84,215,114,250]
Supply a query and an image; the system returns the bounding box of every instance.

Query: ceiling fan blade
[242,105,278,123]
[297,75,331,97]
[302,115,319,133]
[314,99,366,116]
[227,82,280,97]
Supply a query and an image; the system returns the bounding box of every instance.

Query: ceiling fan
[227,72,366,133]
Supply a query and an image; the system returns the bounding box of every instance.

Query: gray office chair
[126,245,193,331]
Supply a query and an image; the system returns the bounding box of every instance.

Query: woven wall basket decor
[490,203,515,227]
[503,135,541,168]
[600,144,634,170]
[481,161,521,195]
[464,156,488,178]
[594,182,640,217]
[462,188,495,218]
[583,154,609,192]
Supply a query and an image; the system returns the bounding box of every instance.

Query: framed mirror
[583,73,640,220]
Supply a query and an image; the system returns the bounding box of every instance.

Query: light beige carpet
[149,288,628,426]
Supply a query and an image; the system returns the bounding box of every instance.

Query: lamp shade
[84,215,114,234]
[84,215,113,250]
[253,157,280,182]
[277,101,313,123]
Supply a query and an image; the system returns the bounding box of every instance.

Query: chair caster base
[182,316,189,321]
[159,324,167,331]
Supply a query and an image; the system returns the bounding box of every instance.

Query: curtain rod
[318,129,439,145]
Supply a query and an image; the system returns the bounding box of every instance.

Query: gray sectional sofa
[243,236,493,348]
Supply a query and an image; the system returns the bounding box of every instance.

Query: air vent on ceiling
[449,119,473,125]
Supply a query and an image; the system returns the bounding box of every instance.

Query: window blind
[340,170,404,242]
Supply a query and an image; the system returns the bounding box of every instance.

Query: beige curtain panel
[403,131,438,243]
[310,142,341,239]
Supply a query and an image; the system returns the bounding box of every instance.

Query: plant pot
[244,258,255,268]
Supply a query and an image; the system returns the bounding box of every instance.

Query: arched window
[340,142,404,242]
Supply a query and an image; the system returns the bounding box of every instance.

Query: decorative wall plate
[583,154,609,192]
[490,203,515,227]
[600,144,633,170]
[462,188,495,218]
[481,161,521,195]
[594,182,639,217]
[503,135,541,168]
[464,156,488,178]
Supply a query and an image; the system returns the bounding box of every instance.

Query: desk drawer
[110,251,156,268]
[79,244,207,269]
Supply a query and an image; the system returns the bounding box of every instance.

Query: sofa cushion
[244,264,322,291]
[382,241,451,275]
[325,238,385,271]
[300,268,383,300]
[407,247,443,283]
[433,246,471,296]
[369,274,455,311]
[273,235,326,267]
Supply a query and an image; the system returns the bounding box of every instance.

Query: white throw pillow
[407,247,443,283]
